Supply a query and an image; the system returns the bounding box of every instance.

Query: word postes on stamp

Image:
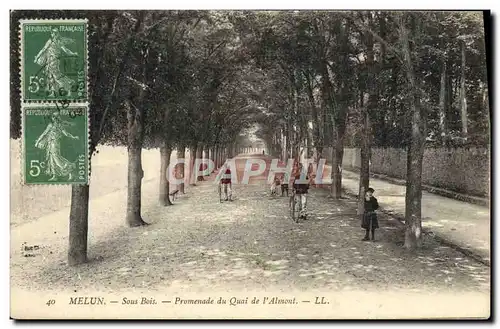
[23,105,89,185]
[20,19,88,102]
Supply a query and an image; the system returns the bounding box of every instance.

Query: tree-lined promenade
[10,10,490,266]
[9,151,490,319]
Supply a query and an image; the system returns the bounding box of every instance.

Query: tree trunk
[305,72,322,163]
[210,147,215,173]
[460,41,468,139]
[482,82,489,113]
[276,132,282,158]
[214,147,218,169]
[327,91,348,199]
[358,93,371,210]
[316,147,323,166]
[447,74,454,123]
[438,60,448,146]
[305,117,313,159]
[126,100,147,227]
[197,145,203,160]
[189,144,198,185]
[279,129,283,160]
[203,146,206,165]
[330,133,345,199]
[359,17,375,212]
[197,146,205,181]
[480,81,490,130]
[159,142,173,206]
[177,146,185,194]
[323,21,349,198]
[188,145,194,186]
[322,107,329,158]
[203,146,209,176]
[283,128,288,162]
[214,146,219,169]
[212,147,216,167]
[400,16,425,249]
[68,184,89,265]
[288,121,293,162]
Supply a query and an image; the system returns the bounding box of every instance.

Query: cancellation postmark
[22,105,89,185]
[20,19,88,102]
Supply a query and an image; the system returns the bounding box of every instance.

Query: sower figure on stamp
[220,161,233,201]
[35,112,79,181]
[361,187,379,241]
[34,28,78,97]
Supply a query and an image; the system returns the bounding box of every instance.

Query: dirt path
[10,151,490,319]
[302,160,490,264]
[340,169,490,263]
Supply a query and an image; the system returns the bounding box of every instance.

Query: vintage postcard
[9,10,491,320]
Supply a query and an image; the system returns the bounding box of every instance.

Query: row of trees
[10,10,490,263]
[11,10,261,265]
[231,11,490,248]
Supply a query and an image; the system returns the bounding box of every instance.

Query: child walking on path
[362,187,379,241]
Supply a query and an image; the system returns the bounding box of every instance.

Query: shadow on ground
[14,173,490,295]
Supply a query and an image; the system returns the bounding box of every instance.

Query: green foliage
[10,10,489,151]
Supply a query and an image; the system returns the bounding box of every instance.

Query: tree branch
[96,13,144,143]
[351,18,404,64]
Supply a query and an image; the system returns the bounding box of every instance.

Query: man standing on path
[220,161,233,201]
[293,163,310,219]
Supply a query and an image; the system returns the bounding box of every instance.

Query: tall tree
[357,12,376,215]
[459,40,468,139]
[399,13,426,249]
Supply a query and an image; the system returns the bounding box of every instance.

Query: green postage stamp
[20,19,88,102]
[22,105,89,185]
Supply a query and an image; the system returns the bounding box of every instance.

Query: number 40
[29,160,45,177]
